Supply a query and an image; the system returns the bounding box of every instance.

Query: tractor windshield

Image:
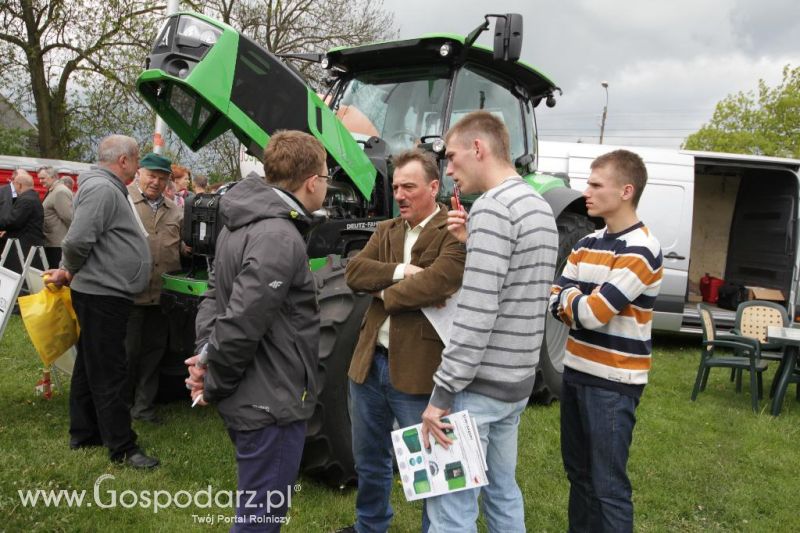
[334,70,450,154]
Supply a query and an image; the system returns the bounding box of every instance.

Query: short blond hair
[445,111,510,162]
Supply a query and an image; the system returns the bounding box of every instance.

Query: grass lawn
[1,315,799,532]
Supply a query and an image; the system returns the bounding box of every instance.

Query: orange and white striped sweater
[549,221,663,386]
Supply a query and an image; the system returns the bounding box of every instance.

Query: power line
[543,128,697,132]
[541,134,688,139]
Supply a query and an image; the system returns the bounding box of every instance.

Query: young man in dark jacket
[186,130,328,531]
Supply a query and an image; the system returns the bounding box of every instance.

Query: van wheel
[302,256,370,487]
[531,212,596,404]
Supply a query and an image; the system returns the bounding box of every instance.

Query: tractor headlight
[177,17,222,46]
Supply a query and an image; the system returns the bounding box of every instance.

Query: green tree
[683,65,800,158]
[0,127,38,157]
[0,0,162,159]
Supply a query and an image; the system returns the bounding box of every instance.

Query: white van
[537,140,800,334]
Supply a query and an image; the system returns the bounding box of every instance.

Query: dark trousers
[44,246,62,270]
[69,290,138,459]
[561,379,639,533]
[227,421,306,532]
[124,305,168,420]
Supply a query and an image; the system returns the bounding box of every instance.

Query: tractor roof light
[177,16,222,46]
[432,138,446,154]
[439,43,452,57]
[320,57,331,69]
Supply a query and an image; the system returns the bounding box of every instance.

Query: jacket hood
[220,173,312,231]
[80,166,128,197]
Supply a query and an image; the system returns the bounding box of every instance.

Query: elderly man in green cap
[124,152,186,424]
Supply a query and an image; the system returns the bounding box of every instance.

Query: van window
[637,183,685,250]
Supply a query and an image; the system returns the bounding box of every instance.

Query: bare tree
[186,0,396,177]
[0,0,163,159]
[0,0,396,172]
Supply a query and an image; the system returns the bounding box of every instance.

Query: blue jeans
[426,390,528,533]
[560,379,639,533]
[349,350,430,533]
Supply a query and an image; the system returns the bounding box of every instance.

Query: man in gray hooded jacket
[186,130,328,531]
[45,134,157,469]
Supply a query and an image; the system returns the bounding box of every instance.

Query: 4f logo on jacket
[268,280,283,289]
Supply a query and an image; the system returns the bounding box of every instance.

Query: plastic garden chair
[730,300,789,395]
[692,303,769,413]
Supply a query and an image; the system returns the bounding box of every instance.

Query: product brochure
[421,289,460,345]
[391,410,488,501]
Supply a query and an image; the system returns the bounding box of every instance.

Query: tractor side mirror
[493,13,523,62]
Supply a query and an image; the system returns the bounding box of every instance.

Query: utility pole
[599,81,609,144]
[153,0,180,154]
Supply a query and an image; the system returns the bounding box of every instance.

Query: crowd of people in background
[0,148,209,467]
[0,159,208,274]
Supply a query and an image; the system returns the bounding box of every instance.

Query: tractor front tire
[301,256,370,487]
[531,211,596,404]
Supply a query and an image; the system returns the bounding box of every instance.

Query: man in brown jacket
[39,166,73,267]
[124,153,184,423]
[341,149,466,533]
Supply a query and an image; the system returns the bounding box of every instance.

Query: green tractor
[137,11,595,487]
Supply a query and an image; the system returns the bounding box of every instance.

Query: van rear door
[686,151,800,318]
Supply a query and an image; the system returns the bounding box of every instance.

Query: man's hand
[403,264,423,278]
[184,355,207,392]
[447,197,468,243]
[421,403,453,450]
[43,268,72,289]
[190,388,208,407]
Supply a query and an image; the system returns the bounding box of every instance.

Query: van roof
[539,140,800,172]
[0,154,92,174]
[681,149,800,169]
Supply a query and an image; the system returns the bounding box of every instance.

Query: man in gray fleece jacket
[45,135,157,469]
[421,112,558,532]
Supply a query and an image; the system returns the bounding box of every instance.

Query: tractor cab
[319,15,560,199]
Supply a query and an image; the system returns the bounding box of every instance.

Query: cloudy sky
[381,0,800,148]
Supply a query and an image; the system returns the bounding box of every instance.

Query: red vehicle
[0,155,90,200]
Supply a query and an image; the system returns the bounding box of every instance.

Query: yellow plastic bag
[18,286,80,367]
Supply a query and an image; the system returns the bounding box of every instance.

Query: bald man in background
[0,169,44,273]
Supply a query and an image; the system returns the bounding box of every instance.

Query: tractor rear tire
[531,211,596,405]
[301,256,370,487]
